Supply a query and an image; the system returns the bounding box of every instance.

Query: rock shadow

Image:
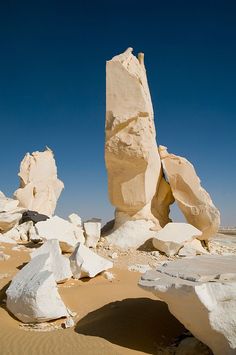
[75,297,185,354]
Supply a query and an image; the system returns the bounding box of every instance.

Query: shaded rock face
[151,175,174,227]
[139,255,236,355]
[14,148,64,216]
[0,191,25,233]
[159,146,220,239]
[105,48,162,220]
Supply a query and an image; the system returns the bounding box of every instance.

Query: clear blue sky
[0,1,235,226]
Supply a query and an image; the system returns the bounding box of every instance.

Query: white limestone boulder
[70,243,113,279]
[0,210,24,233]
[31,239,72,283]
[14,148,64,216]
[84,218,101,248]
[35,216,85,252]
[6,253,69,323]
[139,255,236,355]
[178,239,208,257]
[105,210,157,249]
[152,223,202,256]
[0,191,19,212]
[68,213,82,227]
[159,146,220,240]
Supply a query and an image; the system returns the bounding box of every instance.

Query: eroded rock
[6,253,69,323]
[35,216,85,252]
[31,239,72,283]
[14,148,64,216]
[84,218,101,248]
[152,223,202,257]
[105,48,162,248]
[159,146,220,240]
[70,243,113,279]
[139,255,236,355]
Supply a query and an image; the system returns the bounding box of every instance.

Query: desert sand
[0,241,188,355]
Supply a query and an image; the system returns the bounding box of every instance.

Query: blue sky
[0,1,235,225]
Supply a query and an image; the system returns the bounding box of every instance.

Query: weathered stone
[84,218,101,248]
[159,146,220,240]
[151,176,174,227]
[0,191,19,212]
[105,48,162,247]
[68,213,82,227]
[35,216,85,252]
[152,223,202,256]
[6,253,69,323]
[178,239,208,257]
[139,255,236,355]
[31,239,72,283]
[105,208,158,249]
[128,264,151,273]
[0,211,23,233]
[14,148,64,216]
[70,243,113,279]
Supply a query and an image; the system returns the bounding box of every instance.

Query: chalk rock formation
[139,255,236,355]
[0,192,25,232]
[84,218,101,248]
[152,223,202,257]
[68,213,82,227]
[105,48,162,248]
[35,216,85,252]
[178,239,208,257]
[6,253,69,323]
[31,240,72,283]
[159,146,220,240]
[70,243,113,279]
[14,148,64,216]
[151,176,174,227]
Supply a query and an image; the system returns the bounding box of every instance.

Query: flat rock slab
[139,255,236,355]
[152,222,202,257]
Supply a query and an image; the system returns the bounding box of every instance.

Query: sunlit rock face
[105,48,162,248]
[14,148,64,216]
[159,146,220,240]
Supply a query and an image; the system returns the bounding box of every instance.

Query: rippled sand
[0,243,185,355]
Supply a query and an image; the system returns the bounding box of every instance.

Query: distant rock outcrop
[14,148,64,216]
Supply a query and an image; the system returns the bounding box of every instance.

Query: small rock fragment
[103,271,115,281]
[70,243,113,279]
[68,213,82,227]
[128,264,151,274]
[84,218,101,248]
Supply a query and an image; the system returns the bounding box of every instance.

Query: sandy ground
[0,242,188,355]
[1,234,235,355]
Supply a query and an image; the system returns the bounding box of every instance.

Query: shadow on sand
[75,297,185,354]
